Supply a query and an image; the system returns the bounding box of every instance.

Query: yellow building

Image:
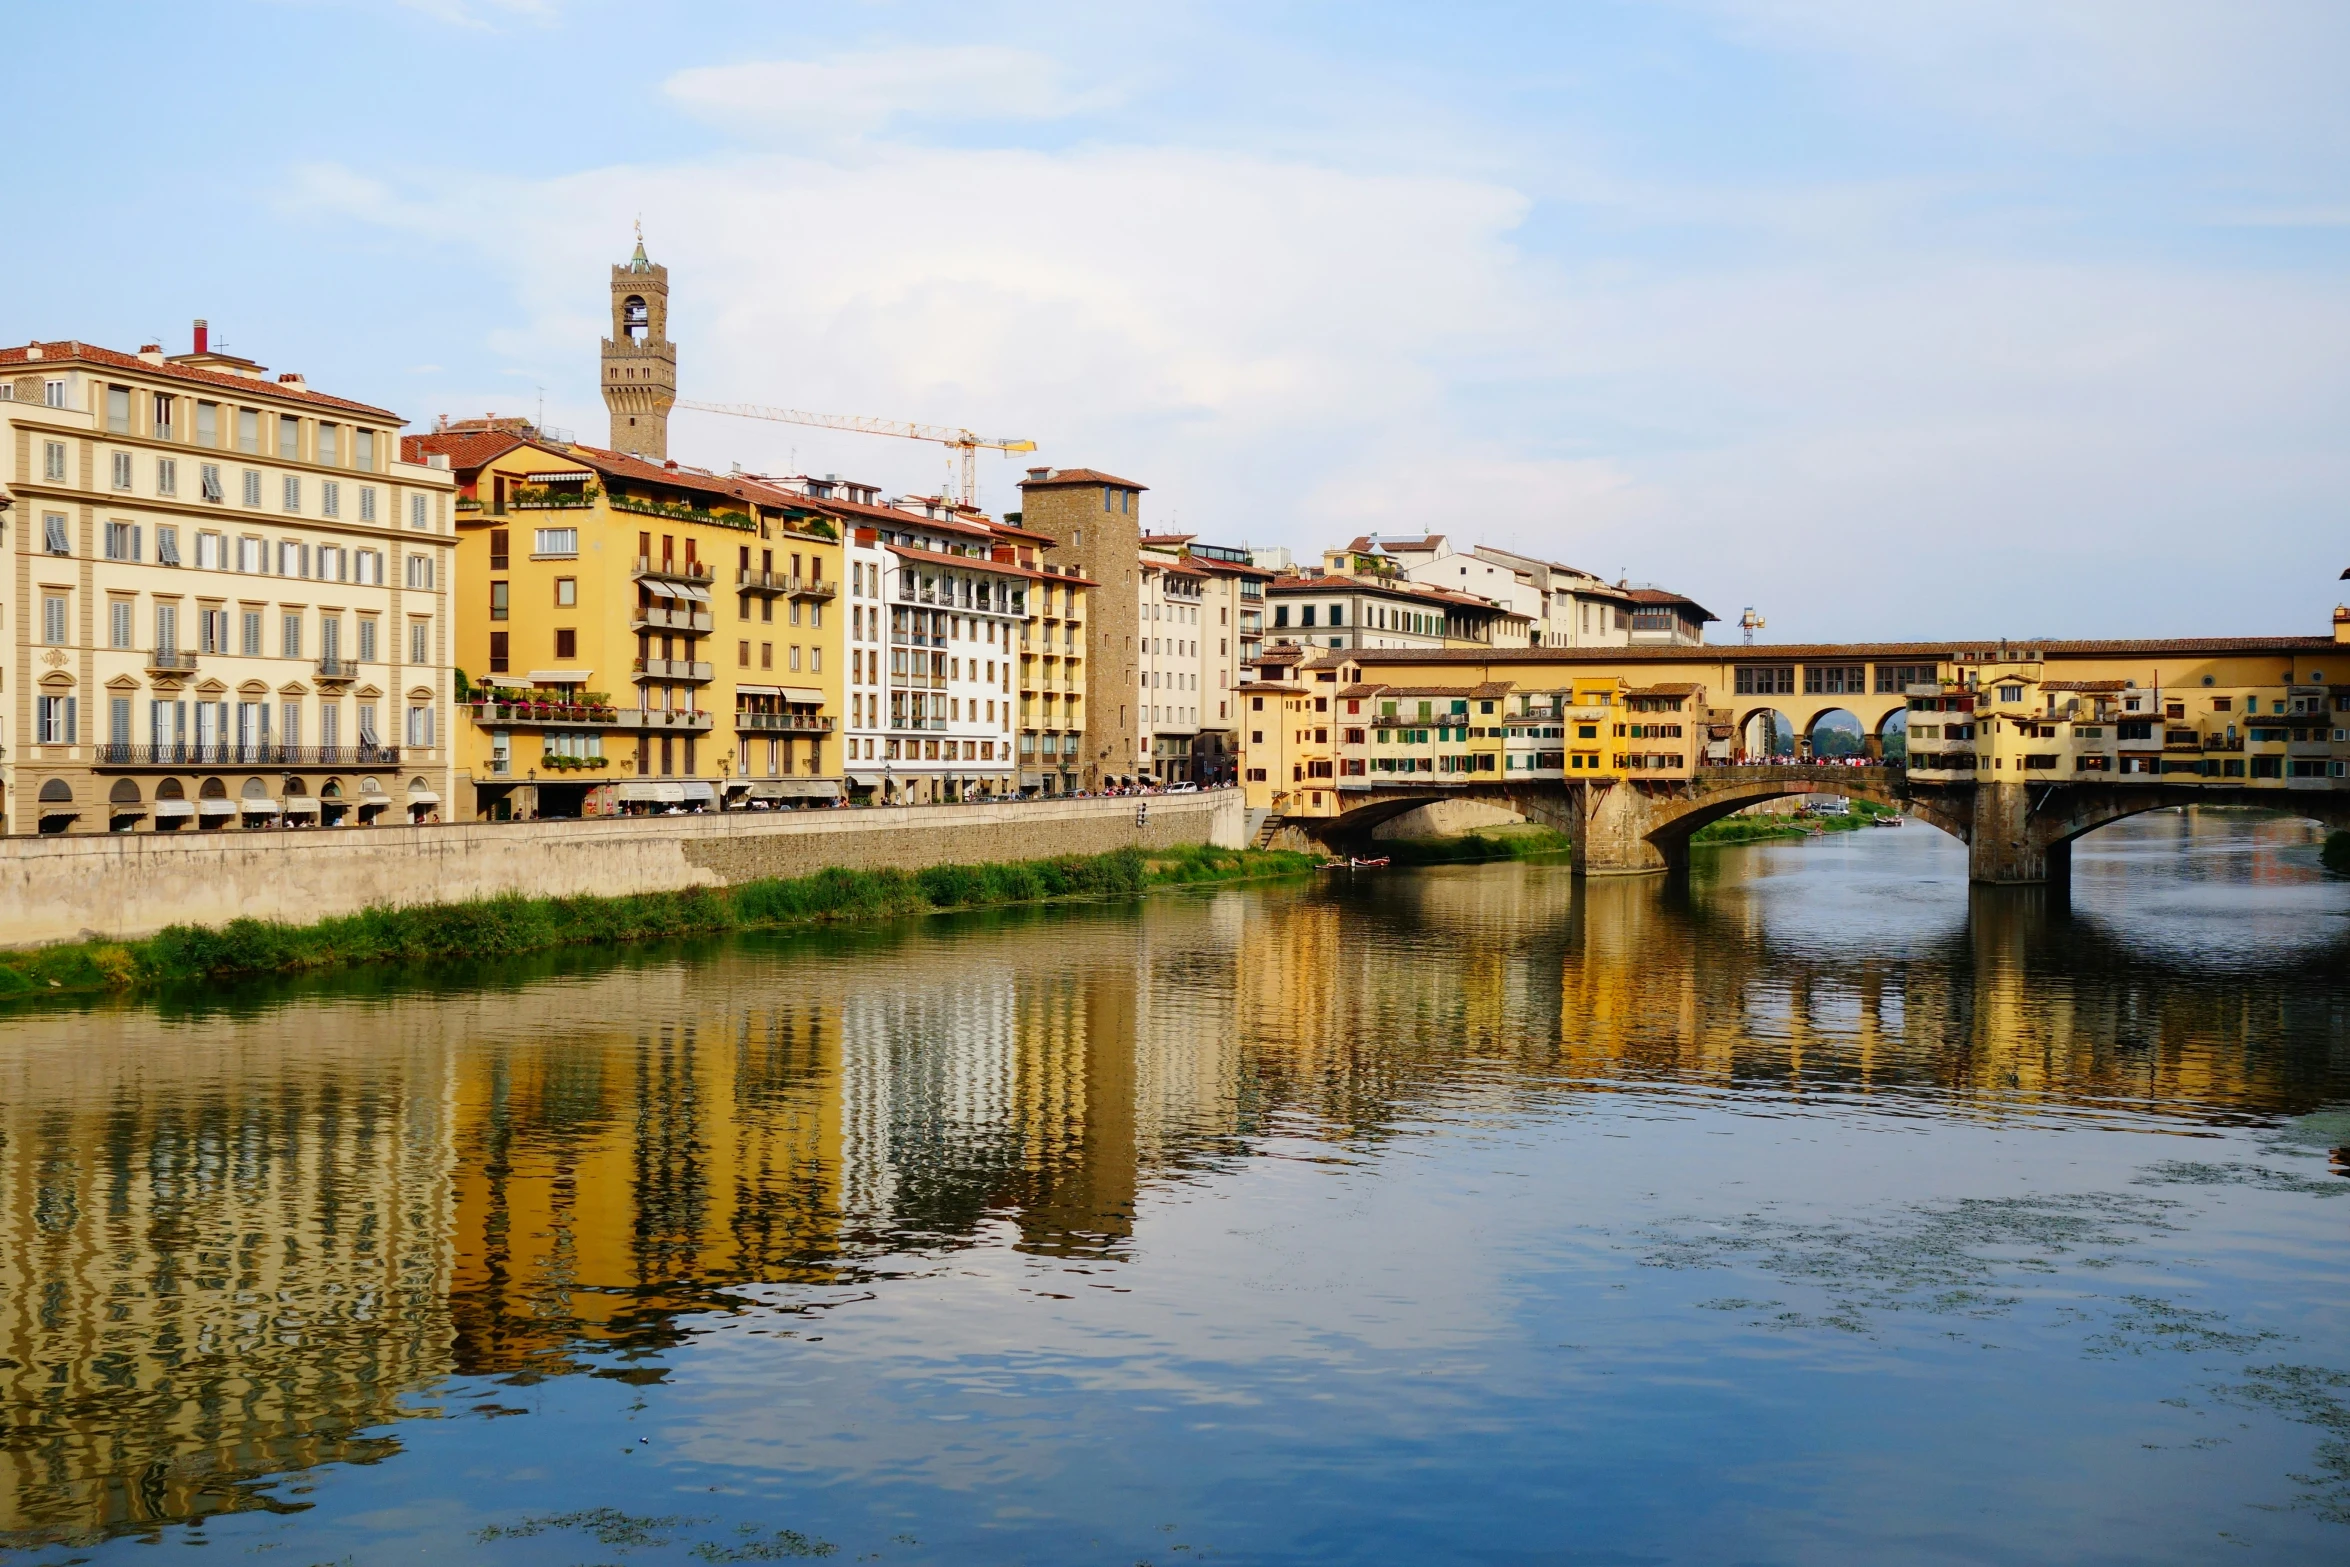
[2,328,457,834]
[405,422,843,819]
[1239,679,1333,815]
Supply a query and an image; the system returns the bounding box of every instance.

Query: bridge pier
[1572,782,1679,876]
[1966,782,2067,886]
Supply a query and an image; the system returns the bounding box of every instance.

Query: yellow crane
[674,400,1036,508]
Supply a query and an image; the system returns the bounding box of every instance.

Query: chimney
[2334,606,2349,645]
[278,372,307,389]
[192,319,209,355]
[138,343,164,365]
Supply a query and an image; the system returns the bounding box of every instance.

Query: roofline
[5,339,403,422]
[1321,636,2338,666]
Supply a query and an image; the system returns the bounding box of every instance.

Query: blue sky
[10,1,2348,640]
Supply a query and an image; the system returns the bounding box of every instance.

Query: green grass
[1692,797,1899,845]
[0,844,1323,1001]
[1373,828,1573,865]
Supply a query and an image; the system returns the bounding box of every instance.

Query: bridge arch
[2036,790,2350,856]
[1640,775,1969,865]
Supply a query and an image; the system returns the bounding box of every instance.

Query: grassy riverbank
[1376,827,1573,865]
[1692,798,1900,845]
[0,843,1321,1000]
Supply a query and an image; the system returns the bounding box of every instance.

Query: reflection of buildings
[4,833,2346,1545]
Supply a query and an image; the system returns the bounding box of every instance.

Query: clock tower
[601,229,676,459]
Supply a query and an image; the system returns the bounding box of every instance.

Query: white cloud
[663,47,1118,140]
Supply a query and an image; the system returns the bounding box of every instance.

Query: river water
[4,810,2348,1565]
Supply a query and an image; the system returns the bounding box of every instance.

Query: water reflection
[1,809,2344,1548]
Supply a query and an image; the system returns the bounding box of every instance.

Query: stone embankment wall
[0,791,1246,948]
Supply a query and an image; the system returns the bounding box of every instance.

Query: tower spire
[601,231,676,458]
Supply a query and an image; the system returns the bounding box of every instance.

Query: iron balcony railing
[631,604,714,634]
[633,658,715,682]
[737,568,790,594]
[613,708,714,731]
[146,650,199,674]
[735,712,837,733]
[466,700,623,726]
[633,556,715,583]
[95,743,402,766]
[792,577,838,600]
[889,717,949,731]
[315,656,360,680]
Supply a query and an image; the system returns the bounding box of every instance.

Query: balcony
[737,568,789,595]
[94,744,401,767]
[736,712,837,733]
[634,556,715,584]
[466,699,622,728]
[631,603,714,635]
[146,650,199,676]
[792,577,838,600]
[890,717,949,731]
[315,656,360,681]
[614,708,715,732]
[633,658,715,683]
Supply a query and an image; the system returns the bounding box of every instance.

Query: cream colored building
[2,330,456,834]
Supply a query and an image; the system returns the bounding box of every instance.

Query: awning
[778,686,825,705]
[679,780,716,804]
[774,779,841,799]
[482,675,531,689]
[677,583,713,603]
[240,799,282,814]
[153,799,195,819]
[198,799,238,816]
[736,683,783,697]
[845,773,883,789]
[641,578,680,599]
[405,792,442,808]
[282,796,322,815]
[721,778,754,793]
[522,471,595,485]
[526,669,594,685]
[614,781,665,802]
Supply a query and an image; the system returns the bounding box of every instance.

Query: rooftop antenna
[1740,607,1765,645]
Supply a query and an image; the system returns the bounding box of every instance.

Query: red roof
[4,339,401,421]
[883,542,1097,587]
[1017,467,1147,491]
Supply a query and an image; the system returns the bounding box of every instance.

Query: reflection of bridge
[1258,631,2350,883]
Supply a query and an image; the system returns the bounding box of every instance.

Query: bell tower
[601,226,676,459]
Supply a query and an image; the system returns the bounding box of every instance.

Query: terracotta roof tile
[1017,467,1147,490]
[4,339,401,421]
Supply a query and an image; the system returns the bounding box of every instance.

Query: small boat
[1350,856,1390,868]
[1871,815,1903,827]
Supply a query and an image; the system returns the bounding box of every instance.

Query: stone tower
[601,231,676,459]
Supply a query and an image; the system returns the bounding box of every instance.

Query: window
[410,494,429,530]
[279,540,306,577]
[37,695,76,745]
[490,581,509,621]
[104,521,141,560]
[358,618,379,661]
[110,601,134,648]
[282,474,301,512]
[237,408,260,453]
[199,608,228,654]
[359,486,377,522]
[43,379,66,409]
[242,610,263,656]
[282,613,302,658]
[278,414,301,459]
[196,402,218,446]
[555,577,577,607]
[111,451,133,489]
[321,480,340,517]
[355,549,383,585]
[1804,665,1867,695]
[488,631,510,673]
[157,526,181,565]
[44,440,68,480]
[242,469,262,507]
[196,531,223,569]
[201,463,223,502]
[405,553,434,590]
[317,424,338,467]
[41,592,68,644]
[534,527,577,556]
[106,385,131,434]
[280,701,302,748]
[739,639,752,667]
[1999,685,2024,703]
[487,529,511,570]
[554,628,576,659]
[1735,665,1795,696]
[44,513,70,555]
[158,457,177,496]
[410,621,429,664]
[406,705,434,747]
[237,536,262,573]
[358,702,379,746]
[355,429,375,470]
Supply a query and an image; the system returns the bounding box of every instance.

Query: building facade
[409,420,843,818]
[3,331,456,834]
[1015,468,1145,788]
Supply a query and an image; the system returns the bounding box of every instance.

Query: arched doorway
[38,778,76,835]
[1740,709,1797,763]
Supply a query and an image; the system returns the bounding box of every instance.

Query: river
[3,809,2347,1564]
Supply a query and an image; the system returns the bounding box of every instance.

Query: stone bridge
[1298,768,2350,884]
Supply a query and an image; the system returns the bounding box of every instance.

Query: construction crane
[674,400,1035,508]
[1740,607,1766,645]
